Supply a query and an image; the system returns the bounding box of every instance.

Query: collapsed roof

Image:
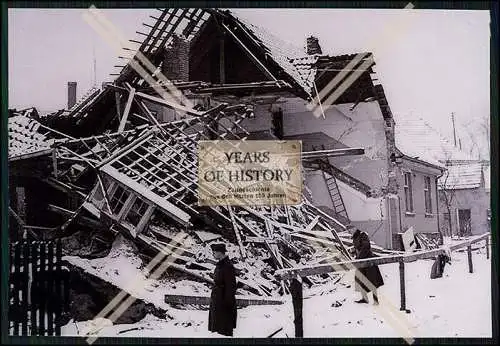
[9,8,406,299]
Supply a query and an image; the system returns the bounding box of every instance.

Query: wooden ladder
[312,145,350,223]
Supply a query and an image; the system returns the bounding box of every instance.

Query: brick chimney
[306,36,322,55]
[162,34,190,82]
[67,82,77,109]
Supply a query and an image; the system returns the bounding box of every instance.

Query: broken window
[404,172,413,212]
[110,185,130,215]
[125,197,150,227]
[424,176,432,214]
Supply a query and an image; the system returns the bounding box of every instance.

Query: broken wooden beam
[48,204,102,229]
[164,294,284,307]
[277,233,491,280]
[118,87,136,132]
[301,147,365,159]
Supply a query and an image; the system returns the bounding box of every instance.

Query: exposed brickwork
[306,36,323,55]
[162,34,190,82]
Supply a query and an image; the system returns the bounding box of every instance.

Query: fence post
[467,245,473,273]
[30,242,39,336]
[39,242,46,335]
[47,242,54,336]
[486,237,490,260]
[21,241,29,335]
[55,239,62,336]
[399,259,406,311]
[13,242,21,335]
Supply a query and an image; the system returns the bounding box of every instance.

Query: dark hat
[352,228,361,239]
[211,243,226,253]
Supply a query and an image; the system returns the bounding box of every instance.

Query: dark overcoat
[289,278,304,337]
[353,231,384,293]
[208,256,237,336]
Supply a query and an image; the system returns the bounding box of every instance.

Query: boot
[355,298,368,304]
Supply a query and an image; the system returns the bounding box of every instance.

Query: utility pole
[451,112,457,147]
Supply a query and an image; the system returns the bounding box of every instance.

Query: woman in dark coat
[352,229,384,304]
[208,243,237,336]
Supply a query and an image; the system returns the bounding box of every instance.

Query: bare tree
[438,148,459,238]
[438,169,457,238]
[462,114,490,160]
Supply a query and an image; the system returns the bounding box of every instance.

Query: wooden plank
[47,204,102,229]
[21,242,29,335]
[55,240,62,336]
[449,233,490,251]
[12,243,20,335]
[118,87,136,132]
[38,242,46,335]
[243,236,277,244]
[290,232,339,248]
[304,216,320,233]
[135,91,204,117]
[31,242,39,336]
[193,231,222,243]
[228,206,247,258]
[47,242,54,335]
[164,294,284,306]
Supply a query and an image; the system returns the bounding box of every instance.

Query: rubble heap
[8,8,401,304]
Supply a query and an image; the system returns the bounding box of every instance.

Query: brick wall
[162,34,190,82]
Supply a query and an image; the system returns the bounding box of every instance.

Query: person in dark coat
[289,275,304,337]
[352,229,384,305]
[430,253,451,279]
[208,243,237,336]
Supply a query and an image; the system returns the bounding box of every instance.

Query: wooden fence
[276,232,491,312]
[9,239,70,336]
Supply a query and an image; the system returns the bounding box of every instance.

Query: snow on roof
[438,162,483,190]
[395,115,474,168]
[8,115,54,159]
[229,12,317,95]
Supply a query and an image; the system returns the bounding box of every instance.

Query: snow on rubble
[61,238,491,338]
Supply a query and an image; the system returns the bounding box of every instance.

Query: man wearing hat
[208,242,237,336]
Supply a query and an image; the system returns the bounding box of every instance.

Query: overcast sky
[8,8,491,157]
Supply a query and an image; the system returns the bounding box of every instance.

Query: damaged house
[72,8,447,250]
[395,115,491,238]
[10,8,452,316]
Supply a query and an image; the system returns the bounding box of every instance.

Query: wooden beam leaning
[118,87,136,132]
[228,206,247,258]
[134,91,204,117]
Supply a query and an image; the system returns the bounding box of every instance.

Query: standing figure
[208,243,237,336]
[352,229,384,305]
[289,275,303,337]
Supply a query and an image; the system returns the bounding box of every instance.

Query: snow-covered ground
[62,237,492,338]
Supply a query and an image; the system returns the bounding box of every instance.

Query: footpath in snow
[62,239,492,338]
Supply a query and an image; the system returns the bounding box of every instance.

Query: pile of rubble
[8,8,400,308]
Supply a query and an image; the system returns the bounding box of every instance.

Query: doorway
[457,209,472,236]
